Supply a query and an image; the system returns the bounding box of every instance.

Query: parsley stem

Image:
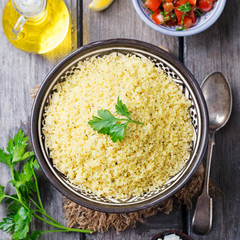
[41,228,92,234]
[4,194,29,211]
[31,170,63,226]
[128,119,144,125]
[10,165,26,206]
[32,213,92,233]
[4,195,21,204]
[41,230,70,234]
[115,118,144,125]
[28,195,42,210]
[33,213,66,229]
[34,209,65,227]
[32,170,45,211]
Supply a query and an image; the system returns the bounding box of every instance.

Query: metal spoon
[192,72,232,235]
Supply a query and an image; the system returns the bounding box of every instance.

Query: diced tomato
[145,0,215,31]
[145,0,163,12]
[163,2,175,12]
[188,9,196,23]
[175,0,189,7]
[189,0,197,5]
[174,8,183,24]
[198,0,213,12]
[183,17,193,29]
[152,10,165,25]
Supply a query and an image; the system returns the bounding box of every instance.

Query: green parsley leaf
[29,230,42,240]
[12,206,31,239]
[0,213,15,233]
[8,200,21,213]
[177,2,191,12]
[88,97,144,142]
[88,110,118,134]
[0,149,11,166]
[6,129,34,164]
[0,185,6,203]
[9,161,35,200]
[160,11,170,21]
[109,123,128,142]
[32,159,40,170]
[115,97,130,118]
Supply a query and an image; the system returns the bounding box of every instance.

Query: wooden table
[0,0,239,239]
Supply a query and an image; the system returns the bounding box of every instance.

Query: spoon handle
[192,132,215,235]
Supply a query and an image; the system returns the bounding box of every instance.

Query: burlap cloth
[31,85,218,233]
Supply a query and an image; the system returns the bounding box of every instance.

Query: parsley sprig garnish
[88,97,144,142]
[0,130,92,239]
[177,2,192,12]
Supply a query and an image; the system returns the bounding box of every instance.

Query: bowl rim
[131,0,226,37]
[31,38,209,213]
[152,230,193,240]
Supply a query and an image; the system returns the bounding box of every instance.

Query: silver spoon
[192,72,232,235]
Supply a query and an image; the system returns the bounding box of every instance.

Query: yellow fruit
[89,0,115,11]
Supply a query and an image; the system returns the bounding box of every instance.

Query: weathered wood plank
[82,0,179,57]
[0,0,79,239]
[83,1,184,239]
[86,211,184,240]
[184,1,240,239]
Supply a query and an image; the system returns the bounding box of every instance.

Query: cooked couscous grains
[43,54,194,199]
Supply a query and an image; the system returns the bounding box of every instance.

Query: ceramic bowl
[152,230,193,240]
[31,39,208,213]
[131,0,226,37]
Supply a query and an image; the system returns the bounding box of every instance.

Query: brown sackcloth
[31,85,219,233]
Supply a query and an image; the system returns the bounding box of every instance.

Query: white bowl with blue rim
[131,0,226,37]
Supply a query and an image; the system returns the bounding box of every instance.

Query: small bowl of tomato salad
[132,0,226,36]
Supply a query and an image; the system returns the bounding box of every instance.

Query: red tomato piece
[163,2,175,12]
[188,9,196,23]
[145,0,163,12]
[198,0,213,12]
[174,8,183,24]
[152,10,165,25]
[189,0,197,5]
[183,17,193,29]
[175,0,189,7]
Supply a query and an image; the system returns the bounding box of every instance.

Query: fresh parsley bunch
[88,97,144,142]
[0,130,92,240]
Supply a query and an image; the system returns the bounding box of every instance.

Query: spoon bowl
[202,72,232,132]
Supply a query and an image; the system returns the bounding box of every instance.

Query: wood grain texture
[184,1,240,239]
[86,211,184,240]
[0,0,80,239]
[82,0,179,57]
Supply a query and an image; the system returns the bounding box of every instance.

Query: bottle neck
[11,0,47,20]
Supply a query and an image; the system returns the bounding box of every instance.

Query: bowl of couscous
[31,39,208,213]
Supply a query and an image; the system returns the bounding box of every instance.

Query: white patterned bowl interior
[132,0,226,36]
[31,39,208,213]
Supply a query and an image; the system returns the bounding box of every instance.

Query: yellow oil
[2,0,69,54]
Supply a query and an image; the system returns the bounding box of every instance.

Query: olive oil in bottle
[2,0,69,54]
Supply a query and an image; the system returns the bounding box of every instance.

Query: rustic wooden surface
[184,1,240,239]
[0,0,239,239]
